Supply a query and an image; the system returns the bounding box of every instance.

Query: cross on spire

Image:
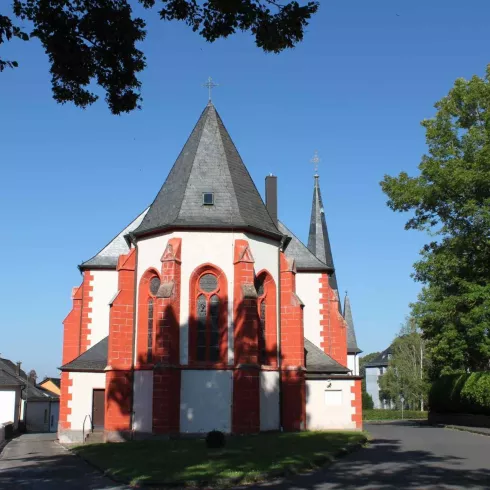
[203,76,219,102]
[310,150,321,175]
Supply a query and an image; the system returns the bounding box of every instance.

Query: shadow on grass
[74,431,366,486]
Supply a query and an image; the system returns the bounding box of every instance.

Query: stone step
[85,431,104,444]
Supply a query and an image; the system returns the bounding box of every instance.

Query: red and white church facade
[58,102,362,443]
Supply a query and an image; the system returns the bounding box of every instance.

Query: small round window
[199,273,218,292]
[150,277,161,296]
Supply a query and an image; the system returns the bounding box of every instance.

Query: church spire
[343,292,361,354]
[307,171,338,292]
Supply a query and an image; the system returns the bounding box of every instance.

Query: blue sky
[1,0,489,377]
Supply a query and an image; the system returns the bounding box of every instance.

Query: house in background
[364,346,392,409]
[24,384,59,433]
[0,359,25,430]
[0,358,60,433]
[38,378,61,396]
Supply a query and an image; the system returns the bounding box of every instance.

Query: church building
[58,102,362,443]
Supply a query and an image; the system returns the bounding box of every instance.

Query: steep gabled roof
[0,359,25,387]
[343,293,362,354]
[307,175,339,291]
[60,337,108,372]
[132,103,281,239]
[304,338,350,374]
[278,221,331,272]
[80,209,148,270]
[364,345,392,368]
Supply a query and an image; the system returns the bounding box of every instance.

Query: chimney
[265,174,278,227]
[16,362,21,376]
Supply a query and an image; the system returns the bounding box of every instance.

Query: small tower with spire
[307,153,339,296]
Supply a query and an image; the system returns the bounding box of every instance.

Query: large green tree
[378,319,429,411]
[381,66,490,377]
[1,1,318,114]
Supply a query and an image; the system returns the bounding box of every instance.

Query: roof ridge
[168,105,211,226]
[215,109,278,233]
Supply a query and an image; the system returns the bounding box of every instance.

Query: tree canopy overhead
[1,1,319,114]
[381,66,490,377]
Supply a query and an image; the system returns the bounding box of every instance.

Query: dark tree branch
[3,1,319,113]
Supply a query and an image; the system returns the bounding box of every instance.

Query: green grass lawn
[74,431,367,486]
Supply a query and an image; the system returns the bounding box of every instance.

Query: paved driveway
[1,424,490,489]
[250,422,490,490]
[0,433,127,489]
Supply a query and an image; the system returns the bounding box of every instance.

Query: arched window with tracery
[189,265,228,364]
[255,271,278,367]
[137,270,161,365]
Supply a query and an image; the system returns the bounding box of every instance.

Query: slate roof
[304,338,350,374]
[307,175,339,291]
[364,345,393,368]
[26,384,59,401]
[80,209,148,270]
[0,358,57,401]
[0,360,24,387]
[343,294,361,354]
[132,103,281,239]
[278,221,331,272]
[0,358,27,380]
[60,337,108,372]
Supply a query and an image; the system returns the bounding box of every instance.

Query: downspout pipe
[128,233,139,438]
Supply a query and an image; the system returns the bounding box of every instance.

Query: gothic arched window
[190,266,228,364]
[137,270,160,366]
[255,271,278,367]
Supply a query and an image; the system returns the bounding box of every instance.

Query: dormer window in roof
[203,192,214,206]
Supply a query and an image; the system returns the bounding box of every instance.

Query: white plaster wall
[137,231,280,366]
[68,372,106,431]
[180,370,232,433]
[306,379,356,430]
[296,272,322,349]
[133,371,153,432]
[348,354,359,375]
[260,371,280,431]
[0,390,17,425]
[88,270,119,347]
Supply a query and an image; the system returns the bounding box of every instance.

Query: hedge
[363,410,428,421]
[429,372,490,416]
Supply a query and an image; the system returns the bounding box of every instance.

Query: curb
[68,436,368,488]
[442,425,490,437]
[0,440,9,459]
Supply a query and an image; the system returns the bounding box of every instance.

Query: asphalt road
[1,423,489,489]
[0,433,127,489]
[252,422,490,490]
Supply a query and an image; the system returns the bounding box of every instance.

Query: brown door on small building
[92,389,105,428]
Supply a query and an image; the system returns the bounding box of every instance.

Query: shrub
[429,372,490,416]
[205,430,226,449]
[362,391,374,409]
[363,410,428,421]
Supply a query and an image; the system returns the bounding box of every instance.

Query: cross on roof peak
[203,76,219,102]
[310,150,321,175]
